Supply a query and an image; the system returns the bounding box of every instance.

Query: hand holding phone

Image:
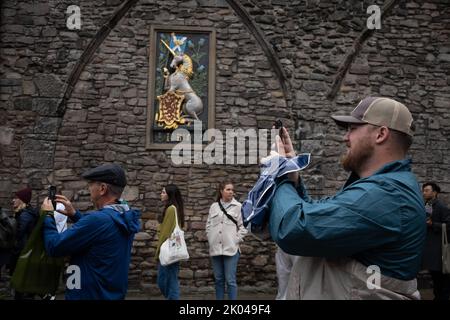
[48,186,57,211]
[273,119,283,137]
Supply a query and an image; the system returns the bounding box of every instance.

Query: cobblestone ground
[0,275,438,300]
[0,289,438,300]
[124,288,436,300]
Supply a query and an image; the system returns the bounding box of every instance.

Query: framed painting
[146,25,216,150]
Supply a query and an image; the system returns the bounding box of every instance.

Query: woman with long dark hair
[206,180,247,300]
[155,184,185,300]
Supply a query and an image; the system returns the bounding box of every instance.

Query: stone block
[252,255,268,267]
[65,109,87,122]
[123,186,140,201]
[42,27,57,37]
[303,81,327,93]
[34,117,60,134]
[438,54,450,62]
[144,219,158,230]
[32,98,59,116]
[350,64,370,75]
[0,127,14,145]
[14,97,32,110]
[134,232,151,241]
[197,0,228,7]
[34,74,64,97]
[0,180,12,192]
[380,85,398,96]
[179,269,194,279]
[54,169,75,178]
[0,78,21,86]
[22,148,54,169]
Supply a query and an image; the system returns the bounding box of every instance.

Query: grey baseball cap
[81,163,127,187]
[331,97,415,136]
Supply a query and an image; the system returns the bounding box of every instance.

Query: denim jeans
[157,262,180,300]
[211,252,240,300]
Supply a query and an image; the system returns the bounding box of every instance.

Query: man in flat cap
[41,163,141,300]
[269,97,426,299]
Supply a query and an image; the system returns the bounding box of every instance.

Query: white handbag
[159,206,189,266]
[442,223,450,274]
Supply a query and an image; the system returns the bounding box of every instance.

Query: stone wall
[1,0,449,295]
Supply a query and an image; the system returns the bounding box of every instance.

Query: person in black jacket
[421,182,450,300]
[9,187,39,299]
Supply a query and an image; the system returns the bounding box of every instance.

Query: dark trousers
[430,271,450,300]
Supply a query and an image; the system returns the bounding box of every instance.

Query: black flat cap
[81,163,127,187]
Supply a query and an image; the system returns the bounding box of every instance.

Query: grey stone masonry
[1,0,449,296]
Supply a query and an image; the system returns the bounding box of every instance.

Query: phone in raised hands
[273,119,283,137]
[48,185,57,211]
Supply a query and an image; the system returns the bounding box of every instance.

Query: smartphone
[274,119,283,137]
[48,185,57,210]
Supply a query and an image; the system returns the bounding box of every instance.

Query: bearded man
[269,97,426,300]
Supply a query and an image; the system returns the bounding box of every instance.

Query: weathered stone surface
[122,186,140,201]
[1,0,449,295]
[0,180,12,192]
[34,74,64,97]
[144,219,158,231]
[14,97,32,110]
[34,117,60,134]
[65,110,88,122]
[134,232,151,241]
[0,127,14,145]
[21,139,55,169]
[32,98,60,116]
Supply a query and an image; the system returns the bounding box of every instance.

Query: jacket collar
[220,198,240,207]
[344,158,412,188]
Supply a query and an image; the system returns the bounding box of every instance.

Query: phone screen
[49,186,57,209]
[274,120,283,137]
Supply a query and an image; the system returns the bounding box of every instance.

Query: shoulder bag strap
[218,201,239,231]
[172,205,179,229]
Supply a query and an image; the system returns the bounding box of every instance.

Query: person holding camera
[270,97,426,299]
[41,163,141,300]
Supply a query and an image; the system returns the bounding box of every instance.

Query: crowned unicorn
[156,34,204,129]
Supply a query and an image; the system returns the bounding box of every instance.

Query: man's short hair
[422,182,441,193]
[106,183,124,198]
[390,129,413,153]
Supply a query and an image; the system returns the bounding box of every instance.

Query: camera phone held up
[48,185,57,211]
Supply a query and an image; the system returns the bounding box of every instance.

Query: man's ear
[375,126,390,144]
[99,183,108,196]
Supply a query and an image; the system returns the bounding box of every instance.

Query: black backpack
[0,209,17,249]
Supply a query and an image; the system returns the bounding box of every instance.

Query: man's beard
[341,140,374,173]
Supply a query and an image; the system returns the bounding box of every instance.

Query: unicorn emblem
[156,38,204,129]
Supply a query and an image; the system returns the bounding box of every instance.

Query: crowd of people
[0,96,449,300]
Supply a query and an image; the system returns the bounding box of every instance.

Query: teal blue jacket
[269,158,426,280]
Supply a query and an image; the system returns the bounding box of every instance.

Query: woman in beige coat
[206,181,247,300]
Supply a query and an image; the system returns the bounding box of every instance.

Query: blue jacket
[269,158,426,281]
[43,204,141,300]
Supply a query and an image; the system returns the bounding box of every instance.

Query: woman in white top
[206,181,247,300]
